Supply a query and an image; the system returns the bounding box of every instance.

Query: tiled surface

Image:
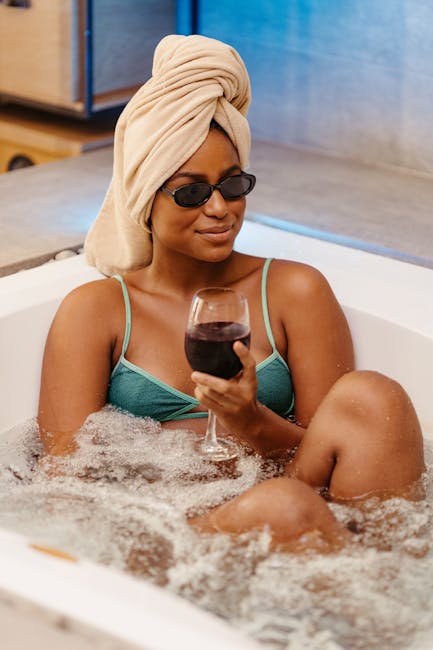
[0,139,432,277]
[199,0,433,176]
[0,149,113,276]
[248,140,433,267]
[4,1,433,276]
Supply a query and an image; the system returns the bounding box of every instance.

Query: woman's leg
[190,371,424,548]
[287,370,425,499]
[189,476,348,550]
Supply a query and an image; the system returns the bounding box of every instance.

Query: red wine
[185,321,251,379]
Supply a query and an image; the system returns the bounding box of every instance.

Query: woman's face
[150,128,246,263]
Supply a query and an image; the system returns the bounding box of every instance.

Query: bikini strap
[261,258,277,352]
[112,274,131,356]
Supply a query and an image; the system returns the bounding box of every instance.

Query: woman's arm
[191,260,354,455]
[280,261,354,426]
[38,280,117,456]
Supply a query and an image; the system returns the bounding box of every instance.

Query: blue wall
[179,0,433,176]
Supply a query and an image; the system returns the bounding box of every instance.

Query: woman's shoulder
[268,257,327,279]
[232,252,330,295]
[55,276,124,319]
[266,257,335,302]
[235,252,325,277]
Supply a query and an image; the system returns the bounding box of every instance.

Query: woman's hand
[191,341,260,441]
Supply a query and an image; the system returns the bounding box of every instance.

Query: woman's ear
[143,217,152,235]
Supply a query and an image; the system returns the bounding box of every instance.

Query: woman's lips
[197,225,233,242]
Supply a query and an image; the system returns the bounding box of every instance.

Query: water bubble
[0,409,432,649]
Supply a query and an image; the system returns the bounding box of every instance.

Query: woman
[38,34,424,548]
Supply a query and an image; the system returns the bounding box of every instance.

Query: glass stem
[203,410,220,451]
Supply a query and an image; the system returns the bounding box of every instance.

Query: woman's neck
[143,250,242,298]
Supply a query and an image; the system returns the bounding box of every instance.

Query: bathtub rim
[0,219,432,648]
[0,526,261,650]
[1,218,432,435]
[1,218,432,336]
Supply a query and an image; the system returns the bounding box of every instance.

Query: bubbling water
[0,407,432,650]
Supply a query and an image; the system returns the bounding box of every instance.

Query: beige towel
[84,34,251,276]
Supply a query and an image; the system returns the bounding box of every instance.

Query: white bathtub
[0,219,432,649]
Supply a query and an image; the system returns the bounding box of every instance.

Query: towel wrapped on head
[84,34,251,276]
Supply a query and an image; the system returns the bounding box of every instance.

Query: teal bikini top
[108,258,294,422]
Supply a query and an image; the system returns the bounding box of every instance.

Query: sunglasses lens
[171,173,256,207]
[174,183,211,207]
[220,174,256,199]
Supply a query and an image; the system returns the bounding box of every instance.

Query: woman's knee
[331,369,405,408]
[330,370,422,443]
[312,370,425,495]
[191,477,341,545]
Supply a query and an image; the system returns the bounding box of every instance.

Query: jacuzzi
[0,219,432,649]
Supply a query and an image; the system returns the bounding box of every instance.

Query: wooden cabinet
[0,0,176,117]
[0,105,115,172]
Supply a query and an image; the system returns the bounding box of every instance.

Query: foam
[0,409,432,650]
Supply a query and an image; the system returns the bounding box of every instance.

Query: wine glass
[185,287,250,461]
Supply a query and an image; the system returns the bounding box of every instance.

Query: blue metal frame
[84,0,93,117]
[176,0,199,35]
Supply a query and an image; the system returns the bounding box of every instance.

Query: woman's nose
[202,188,228,218]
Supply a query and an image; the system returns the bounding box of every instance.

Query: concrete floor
[1,139,432,277]
[248,140,433,267]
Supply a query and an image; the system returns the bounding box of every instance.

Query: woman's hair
[209,118,238,155]
[210,118,231,141]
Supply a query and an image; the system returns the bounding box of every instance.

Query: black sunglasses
[159,172,256,208]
